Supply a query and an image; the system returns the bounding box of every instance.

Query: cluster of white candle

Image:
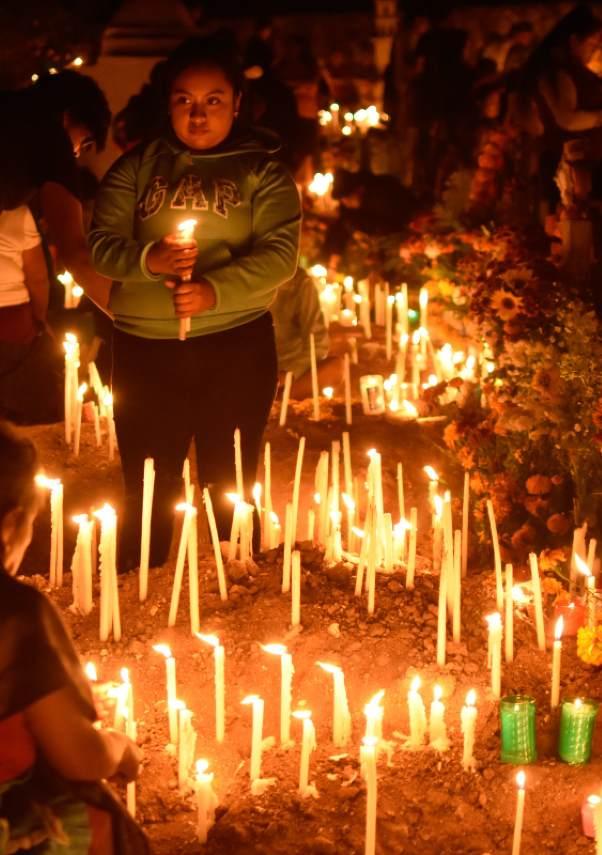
[63,337,116,459]
[317,103,387,136]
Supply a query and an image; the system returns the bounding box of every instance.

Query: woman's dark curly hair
[33,70,111,151]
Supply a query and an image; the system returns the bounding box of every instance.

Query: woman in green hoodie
[89,36,301,569]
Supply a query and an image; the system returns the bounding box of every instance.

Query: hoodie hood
[162,122,282,158]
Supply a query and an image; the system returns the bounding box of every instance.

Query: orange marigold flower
[526,475,552,495]
[539,547,568,572]
[577,625,602,666]
[443,422,459,448]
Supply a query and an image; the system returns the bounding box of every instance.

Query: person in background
[0,71,113,312]
[0,161,62,424]
[89,35,300,569]
[0,421,148,854]
[272,267,343,400]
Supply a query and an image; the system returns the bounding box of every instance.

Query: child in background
[271,267,343,399]
[0,422,148,854]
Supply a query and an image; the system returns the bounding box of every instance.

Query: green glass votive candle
[558,698,599,765]
[500,695,537,764]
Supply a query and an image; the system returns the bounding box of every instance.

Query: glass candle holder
[549,600,586,638]
[360,375,385,415]
[558,698,599,765]
[500,695,537,764]
[582,794,601,838]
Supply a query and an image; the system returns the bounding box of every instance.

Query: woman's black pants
[112,312,277,569]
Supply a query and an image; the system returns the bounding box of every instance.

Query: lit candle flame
[574,553,592,578]
[177,219,197,241]
[342,493,355,511]
[424,465,439,482]
[153,643,172,659]
[196,758,211,778]
[317,661,341,676]
[485,612,502,630]
[516,770,526,789]
[322,387,334,400]
[410,676,421,693]
[292,709,312,720]
[554,615,564,641]
[261,643,287,656]
[433,684,443,702]
[242,694,260,705]
[365,689,385,712]
[196,633,220,648]
[84,662,97,681]
[466,689,476,706]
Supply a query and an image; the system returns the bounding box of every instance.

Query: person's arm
[89,154,196,284]
[25,686,139,782]
[202,159,301,314]
[39,182,114,314]
[22,243,49,325]
[539,71,602,132]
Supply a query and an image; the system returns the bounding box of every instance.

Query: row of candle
[93,640,602,855]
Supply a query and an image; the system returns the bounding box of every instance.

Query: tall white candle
[71,514,93,614]
[176,218,197,341]
[452,529,462,642]
[505,563,514,663]
[486,613,502,699]
[177,704,197,791]
[202,488,228,601]
[279,371,293,427]
[197,634,225,742]
[461,690,477,771]
[282,502,293,593]
[344,353,352,425]
[575,553,597,628]
[309,333,320,420]
[234,427,244,497]
[361,736,378,855]
[292,710,316,796]
[528,552,546,651]
[461,471,469,578]
[153,644,178,745]
[429,685,449,750]
[291,550,302,628]
[512,771,526,855]
[436,539,448,666]
[291,436,306,542]
[94,503,119,641]
[169,501,195,627]
[486,499,504,611]
[407,676,427,747]
[73,382,87,456]
[317,662,352,746]
[385,295,394,361]
[262,644,294,745]
[195,759,218,844]
[551,616,564,709]
[406,507,418,589]
[139,457,155,602]
[241,695,264,783]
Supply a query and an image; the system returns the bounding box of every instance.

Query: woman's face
[169,66,240,150]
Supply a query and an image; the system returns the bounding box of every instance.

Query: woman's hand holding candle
[165,279,216,316]
[146,235,198,277]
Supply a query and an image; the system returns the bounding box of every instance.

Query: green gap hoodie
[89,126,301,339]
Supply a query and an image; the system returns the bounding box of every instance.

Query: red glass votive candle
[581,794,601,838]
[550,600,586,638]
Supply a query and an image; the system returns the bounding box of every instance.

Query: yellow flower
[577,625,602,666]
[490,289,524,321]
